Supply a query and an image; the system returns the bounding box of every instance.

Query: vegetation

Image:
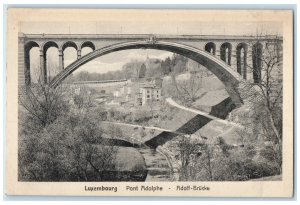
[166,135,280,181]
[18,82,146,181]
[66,54,189,82]
[232,34,283,174]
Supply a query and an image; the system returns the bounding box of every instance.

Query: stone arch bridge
[18,33,282,106]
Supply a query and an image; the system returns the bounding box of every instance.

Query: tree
[129,60,143,78]
[174,135,232,181]
[234,33,283,173]
[176,135,199,181]
[170,72,203,105]
[161,57,172,75]
[73,117,118,181]
[139,63,147,78]
[180,74,202,103]
[166,57,173,73]
[18,109,119,181]
[72,86,94,110]
[19,80,69,130]
[18,78,120,181]
[196,137,232,181]
[76,71,91,81]
[170,54,188,74]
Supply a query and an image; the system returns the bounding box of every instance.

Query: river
[136,145,173,181]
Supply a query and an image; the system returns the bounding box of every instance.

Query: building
[139,84,162,106]
[120,85,132,95]
[113,90,121,97]
[135,78,163,106]
[135,93,143,106]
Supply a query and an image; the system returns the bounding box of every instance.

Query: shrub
[18,111,118,182]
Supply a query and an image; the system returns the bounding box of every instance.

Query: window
[147,95,150,98]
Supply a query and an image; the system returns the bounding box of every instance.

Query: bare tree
[72,85,95,110]
[236,33,283,173]
[181,74,202,102]
[84,144,118,180]
[201,144,214,181]
[176,135,199,181]
[171,71,203,106]
[174,134,232,181]
[18,79,120,181]
[19,79,69,129]
[70,118,119,181]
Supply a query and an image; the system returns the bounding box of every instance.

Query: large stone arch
[49,40,245,106]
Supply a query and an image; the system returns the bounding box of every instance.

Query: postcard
[5,9,294,197]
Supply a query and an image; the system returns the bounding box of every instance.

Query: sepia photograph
[5,8,294,197]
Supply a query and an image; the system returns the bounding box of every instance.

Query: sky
[21,21,282,82]
[20,21,282,36]
[65,49,174,74]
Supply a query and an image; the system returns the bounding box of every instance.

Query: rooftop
[140,84,161,89]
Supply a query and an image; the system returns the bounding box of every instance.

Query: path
[102,121,184,136]
[165,97,243,128]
